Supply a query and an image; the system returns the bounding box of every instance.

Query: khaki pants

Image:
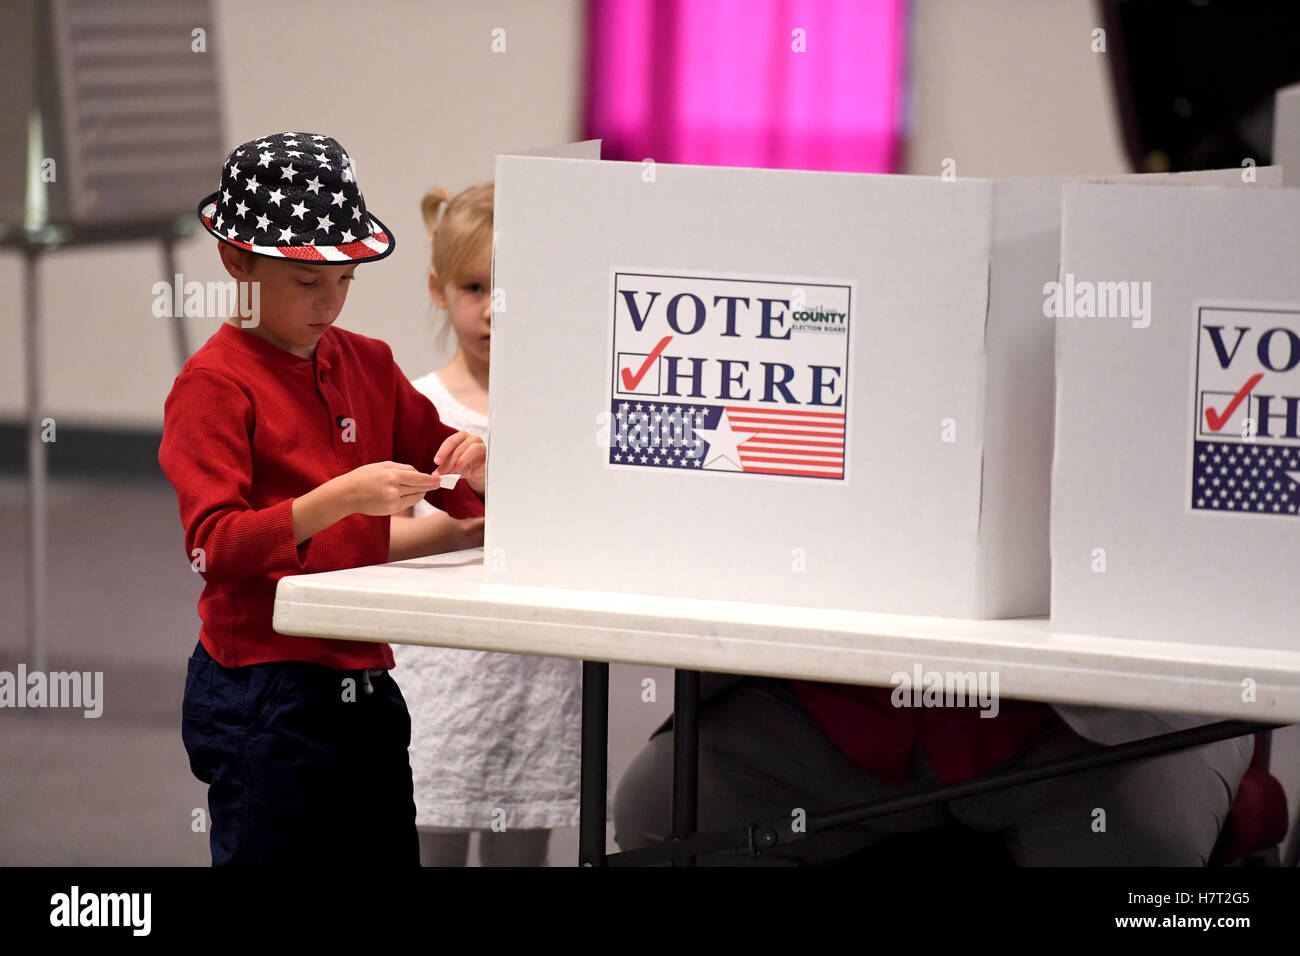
[614,677,1249,866]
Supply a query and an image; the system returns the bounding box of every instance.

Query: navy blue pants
[181,639,419,866]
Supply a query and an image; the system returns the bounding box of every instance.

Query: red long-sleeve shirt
[790,680,1060,787]
[158,321,485,670]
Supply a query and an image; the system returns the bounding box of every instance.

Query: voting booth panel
[485,149,1060,618]
[1053,181,1300,650]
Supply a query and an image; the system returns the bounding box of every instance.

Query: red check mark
[621,335,673,391]
[1204,373,1263,432]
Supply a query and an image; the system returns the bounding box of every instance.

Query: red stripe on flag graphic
[725,406,845,478]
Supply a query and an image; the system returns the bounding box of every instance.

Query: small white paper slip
[438,473,461,489]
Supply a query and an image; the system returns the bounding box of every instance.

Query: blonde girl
[389,182,583,866]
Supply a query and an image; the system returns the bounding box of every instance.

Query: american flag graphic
[608,400,846,480]
[1191,440,1300,516]
[724,406,845,479]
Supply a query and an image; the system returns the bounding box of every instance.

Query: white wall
[0,0,1134,424]
[905,0,1128,178]
[0,0,584,425]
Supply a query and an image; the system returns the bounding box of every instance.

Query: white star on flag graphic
[693,410,752,471]
[305,176,323,195]
[290,202,308,219]
[280,164,298,181]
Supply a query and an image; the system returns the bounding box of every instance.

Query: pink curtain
[583,0,907,172]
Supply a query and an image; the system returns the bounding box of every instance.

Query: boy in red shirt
[159,132,486,866]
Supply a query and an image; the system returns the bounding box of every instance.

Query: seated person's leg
[614,677,949,865]
[950,723,1252,865]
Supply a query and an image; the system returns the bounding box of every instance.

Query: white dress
[393,370,592,830]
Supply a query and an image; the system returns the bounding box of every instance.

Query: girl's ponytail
[420,187,455,243]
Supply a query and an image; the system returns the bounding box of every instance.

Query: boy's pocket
[181,647,216,782]
[182,648,214,720]
[242,663,292,735]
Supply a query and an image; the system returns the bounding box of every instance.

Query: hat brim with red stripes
[196,193,395,264]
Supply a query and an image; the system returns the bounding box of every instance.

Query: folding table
[273,548,1300,866]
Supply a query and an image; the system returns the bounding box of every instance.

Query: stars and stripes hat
[196,131,394,263]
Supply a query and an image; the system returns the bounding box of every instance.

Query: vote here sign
[607,270,854,481]
[1191,304,1300,519]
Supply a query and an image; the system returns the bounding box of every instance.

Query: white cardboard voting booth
[485,143,1060,618]
[1053,180,1300,650]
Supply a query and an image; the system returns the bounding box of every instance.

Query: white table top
[273,548,1300,723]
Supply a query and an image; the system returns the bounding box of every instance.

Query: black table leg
[579,660,609,867]
[671,669,701,866]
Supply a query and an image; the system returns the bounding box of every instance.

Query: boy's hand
[341,461,441,516]
[433,431,487,497]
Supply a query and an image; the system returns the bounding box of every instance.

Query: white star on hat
[280,164,298,181]
[235,200,248,217]
[266,188,284,205]
[255,140,272,148]
[351,206,362,221]
[257,151,273,167]
[331,190,346,207]
[278,226,294,242]
[315,153,330,167]
[290,202,308,219]
[340,229,355,243]
[221,188,231,203]
[229,165,242,180]
[316,215,334,233]
[286,150,302,158]
[255,214,271,231]
[244,176,261,193]
[305,176,323,195]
